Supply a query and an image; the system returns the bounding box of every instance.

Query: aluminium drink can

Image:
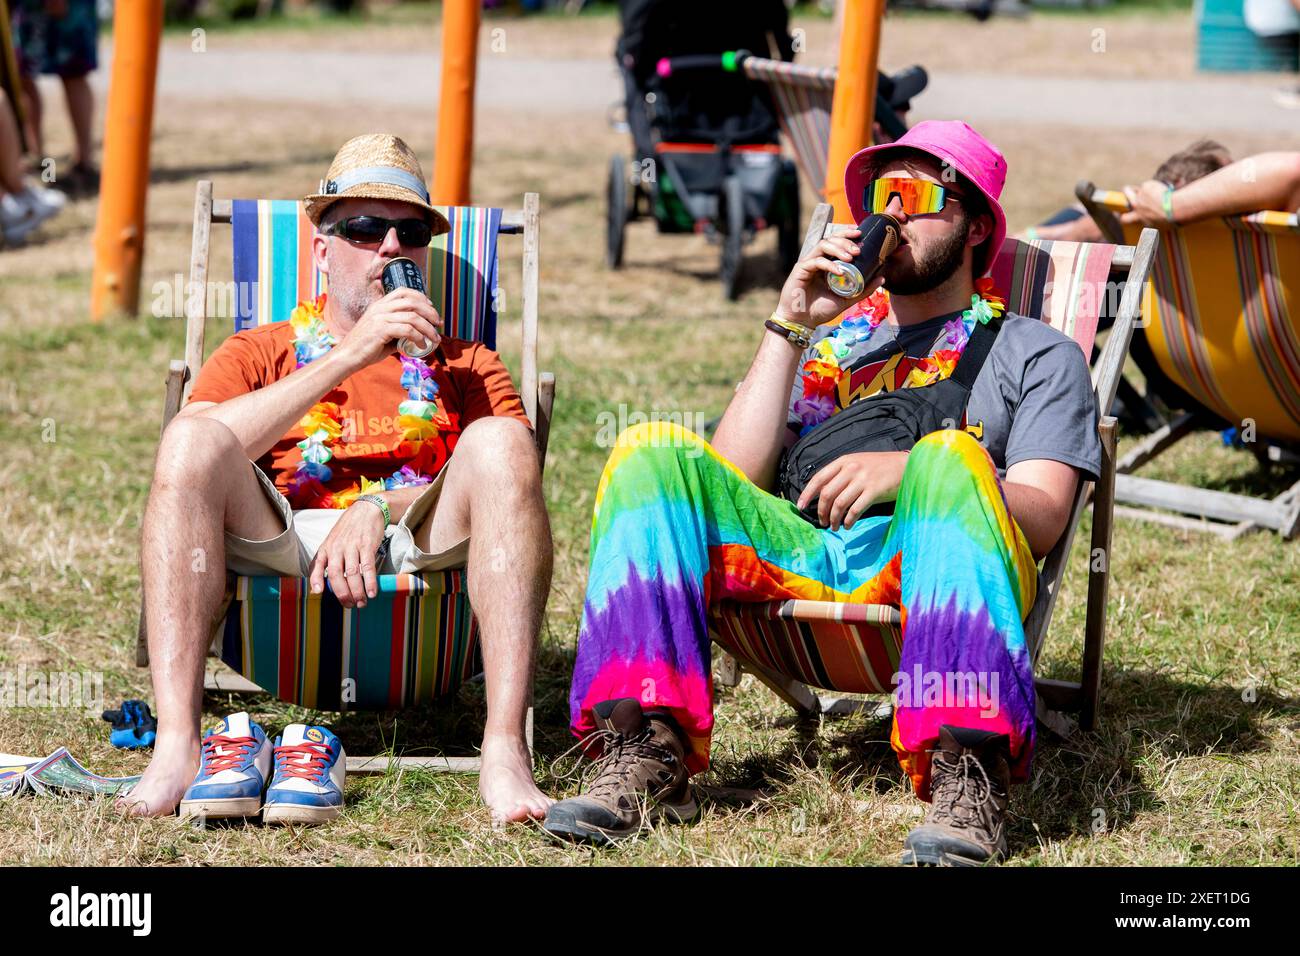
[380,257,436,358]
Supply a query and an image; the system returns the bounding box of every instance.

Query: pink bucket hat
[844,120,1007,276]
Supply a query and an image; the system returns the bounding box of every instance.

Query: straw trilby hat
[303,133,450,235]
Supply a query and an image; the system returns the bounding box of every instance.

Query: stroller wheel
[720,174,745,301]
[607,155,630,269]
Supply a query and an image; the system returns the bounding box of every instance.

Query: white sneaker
[19,183,67,216]
[178,712,274,820]
[0,186,63,245]
[0,193,38,246]
[262,724,346,825]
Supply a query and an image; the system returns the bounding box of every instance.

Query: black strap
[950,315,1002,390]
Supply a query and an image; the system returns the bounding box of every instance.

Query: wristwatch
[354,494,391,529]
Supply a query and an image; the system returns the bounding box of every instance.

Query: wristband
[354,494,390,529]
[1161,185,1176,223]
[765,312,814,349]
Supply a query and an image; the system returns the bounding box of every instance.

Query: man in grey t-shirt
[786,309,1102,484]
[543,121,1100,869]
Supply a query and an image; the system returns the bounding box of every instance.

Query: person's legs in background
[60,72,94,176]
[0,91,31,194]
[10,0,45,160]
[14,0,100,195]
[0,89,65,245]
[16,74,41,161]
[54,0,101,189]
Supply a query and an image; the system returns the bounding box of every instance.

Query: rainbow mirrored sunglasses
[865,177,959,216]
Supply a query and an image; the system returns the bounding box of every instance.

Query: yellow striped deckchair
[1077,182,1300,539]
[136,182,555,771]
[711,202,1161,734]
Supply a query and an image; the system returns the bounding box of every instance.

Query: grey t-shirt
[786,309,1102,482]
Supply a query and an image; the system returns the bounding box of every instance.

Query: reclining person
[1118,148,1300,227]
[542,121,1101,865]
[1023,141,1300,431]
[1025,140,1300,243]
[121,135,554,824]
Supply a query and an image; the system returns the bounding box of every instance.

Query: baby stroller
[607,0,802,300]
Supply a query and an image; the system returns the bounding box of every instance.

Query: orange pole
[824,0,886,224]
[432,0,480,205]
[90,0,163,321]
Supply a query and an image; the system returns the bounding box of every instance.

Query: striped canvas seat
[741,57,836,198]
[215,202,503,709]
[1089,191,1300,443]
[708,236,1118,696]
[217,572,479,711]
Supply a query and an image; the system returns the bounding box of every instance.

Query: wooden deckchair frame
[714,203,1160,737]
[1076,181,1300,540]
[135,182,555,774]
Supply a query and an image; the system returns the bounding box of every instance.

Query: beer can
[826,262,866,298]
[380,257,435,358]
[825,213,900,299]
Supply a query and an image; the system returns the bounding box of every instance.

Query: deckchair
[740,57,837,199]
[135,182,555,773]
[711,202,1159,735]
[1077,182,1300,539]
[739,57,923,199]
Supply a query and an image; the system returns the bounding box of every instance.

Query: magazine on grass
[0,749,139,797]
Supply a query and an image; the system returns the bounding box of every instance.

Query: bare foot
[116,735,200,817]
[478,732,552,825]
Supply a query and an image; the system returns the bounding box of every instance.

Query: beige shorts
[225,463,469,578]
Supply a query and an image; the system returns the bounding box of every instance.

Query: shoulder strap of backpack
[950,314,1003,390]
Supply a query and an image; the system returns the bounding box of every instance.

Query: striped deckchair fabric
[1092,190,1300,442]
[219,202,504,708]
[707,235,1118,695]
[218,572,479,711]
[712,599,903,694]
[230,200,503,348]
[742,56,836,198]
[987,238,1118,358]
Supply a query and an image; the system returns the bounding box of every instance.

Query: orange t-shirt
[187,316,530,507]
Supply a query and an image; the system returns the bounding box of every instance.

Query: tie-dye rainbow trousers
[569,421,1040,799]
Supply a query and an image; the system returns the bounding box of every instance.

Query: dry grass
[0,8,1297,865]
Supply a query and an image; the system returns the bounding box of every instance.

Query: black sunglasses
[325,216,433,247]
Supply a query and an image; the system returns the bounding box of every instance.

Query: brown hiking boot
[542,698,699,846]
[901,724,1012,866]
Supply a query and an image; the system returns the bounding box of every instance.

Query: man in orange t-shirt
[123,135,554,825]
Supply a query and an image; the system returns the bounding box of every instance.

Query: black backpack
[778,315,1002,523]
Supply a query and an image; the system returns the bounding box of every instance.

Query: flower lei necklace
[794,278,1006,435]
[286,294,444,509]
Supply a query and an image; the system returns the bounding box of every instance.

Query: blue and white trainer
[178,712,272,820]
[262,724,346,825]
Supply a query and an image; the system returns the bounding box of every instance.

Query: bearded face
[881,208,972,296]
[866,153,991,298]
